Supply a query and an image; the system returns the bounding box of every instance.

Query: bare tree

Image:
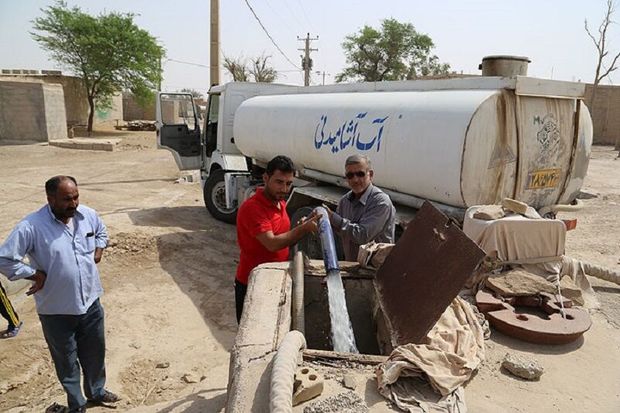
[585,0,620,104]
[223,56,249,82]
[179,88,203,99]
[250,54,277,83]
[585,0,620,150]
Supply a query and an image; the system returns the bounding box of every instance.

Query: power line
[243,0,300,69]
[296,0,316,33]
[263,0,297,36]
[166,58,212,68]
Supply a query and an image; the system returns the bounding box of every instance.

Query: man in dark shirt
[235,156,318,323]
[328,154,396,261]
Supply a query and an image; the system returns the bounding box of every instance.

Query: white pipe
[291,251,305,334]
[538,198,584,217]
[581,261,620,285]
[270,330,307,413]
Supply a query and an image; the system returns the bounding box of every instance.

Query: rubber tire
[204,169,237,224]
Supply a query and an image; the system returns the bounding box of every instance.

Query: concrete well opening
[303,275,390,355]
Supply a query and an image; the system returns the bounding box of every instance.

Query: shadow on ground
[129,206,238,350]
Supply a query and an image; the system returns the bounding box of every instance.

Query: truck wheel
[204,169,237,224]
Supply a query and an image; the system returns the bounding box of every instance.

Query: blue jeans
[39,299,106,410]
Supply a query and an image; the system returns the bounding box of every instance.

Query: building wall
[0,74,123,127]
[43,83,69,141]
[123,92,156,121]
[0,80,67,143]
[585,84,620,146]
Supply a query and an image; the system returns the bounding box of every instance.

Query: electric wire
[243,0,301,69]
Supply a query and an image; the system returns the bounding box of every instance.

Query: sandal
[45,402,68,413]
[88,389,121,406]
[1,321,22,339]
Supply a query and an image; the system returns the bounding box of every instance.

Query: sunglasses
[345,171,367,179]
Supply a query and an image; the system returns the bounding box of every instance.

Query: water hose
[291,251,305,334]
[269,330,306,413]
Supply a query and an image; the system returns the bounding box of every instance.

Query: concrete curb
[49,138,121,151]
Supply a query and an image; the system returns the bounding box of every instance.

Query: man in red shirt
[235,155,318,323]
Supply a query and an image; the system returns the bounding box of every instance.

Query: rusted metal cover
[475,289,592,345]
[374,201,486,345]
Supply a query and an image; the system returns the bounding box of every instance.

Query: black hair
[265,155,294,176]
[45,175,78,196]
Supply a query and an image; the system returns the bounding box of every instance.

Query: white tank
[233,88,592,209]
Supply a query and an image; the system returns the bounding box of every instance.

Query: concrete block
[293,367,324,406]
[502,198,529,215]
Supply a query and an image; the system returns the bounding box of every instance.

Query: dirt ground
[0,134,618,412]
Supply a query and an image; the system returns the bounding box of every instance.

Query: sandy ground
[0,134,618,412]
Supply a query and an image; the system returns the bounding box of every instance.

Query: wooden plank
[303,349,387,365]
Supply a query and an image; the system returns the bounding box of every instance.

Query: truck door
[204,93,219,159]
[156,93,201,170]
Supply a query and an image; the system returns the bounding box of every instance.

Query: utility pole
[315,70,330,85]
[210,0,220,86]
[297,33,318,86]
[157,56,162,91]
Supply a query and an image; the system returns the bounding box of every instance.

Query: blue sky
[0,0,616,94]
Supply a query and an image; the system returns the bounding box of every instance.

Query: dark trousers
[235,279,248,324]
[39,299,106,410]
[0,283,19,329]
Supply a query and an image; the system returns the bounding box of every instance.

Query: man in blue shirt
[0,176,120,413]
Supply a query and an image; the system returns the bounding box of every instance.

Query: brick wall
[585,84,620,146]
[0,80,67,143]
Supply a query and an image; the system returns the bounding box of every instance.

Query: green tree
[336,18,450,82]
[31,1,164,132]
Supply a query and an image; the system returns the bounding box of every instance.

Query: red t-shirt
[235,187,291,285]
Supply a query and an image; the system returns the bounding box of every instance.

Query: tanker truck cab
[157,83,300,224]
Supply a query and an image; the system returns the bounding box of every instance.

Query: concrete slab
[226,263,293,413]
[49,138,121,151]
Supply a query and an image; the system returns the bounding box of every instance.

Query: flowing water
[326,269,359,353]
[313,206,359,353]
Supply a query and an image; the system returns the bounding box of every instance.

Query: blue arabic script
[313,112,389,153]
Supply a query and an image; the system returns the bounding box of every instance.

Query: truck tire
[204,169,237,224]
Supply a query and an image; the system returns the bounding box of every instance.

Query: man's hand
[321,204,334,220]
[94,247,104,264]
[26,270,46,295]
[298,213,320,234]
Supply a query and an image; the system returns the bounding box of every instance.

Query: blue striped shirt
[0,204,108,315]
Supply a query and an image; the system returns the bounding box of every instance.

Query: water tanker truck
[156,66,592,228]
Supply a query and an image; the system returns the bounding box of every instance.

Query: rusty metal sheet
[475,289,591,345]
[374,201,486,346]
